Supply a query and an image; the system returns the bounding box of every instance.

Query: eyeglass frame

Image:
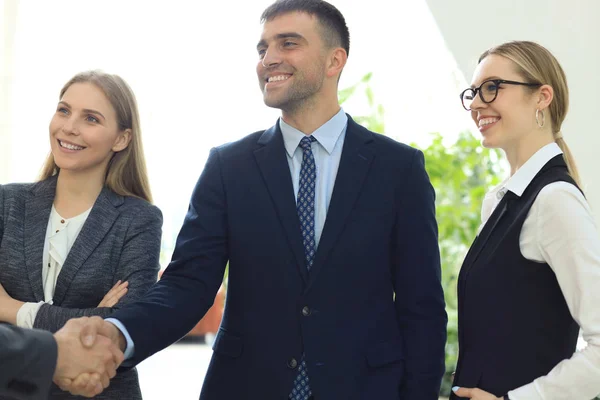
[460,79,542,111]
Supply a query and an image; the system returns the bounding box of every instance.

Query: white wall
[425,0,600,223]
[0,0,18,183]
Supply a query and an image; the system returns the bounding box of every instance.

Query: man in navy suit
[70,0,447,398]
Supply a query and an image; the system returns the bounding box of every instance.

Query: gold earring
[535,109,545,128]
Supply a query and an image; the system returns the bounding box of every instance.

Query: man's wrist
[117,330,126,352]
[52,332,66,378]
[104,318,135,360]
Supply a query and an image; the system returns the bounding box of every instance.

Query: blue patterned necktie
[290,135,316,400]
[297,135,317,271]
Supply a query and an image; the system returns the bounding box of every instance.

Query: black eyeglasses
[460,79,542,111]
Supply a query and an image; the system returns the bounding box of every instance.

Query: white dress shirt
[479,143,600,400]
[16,205,91,328]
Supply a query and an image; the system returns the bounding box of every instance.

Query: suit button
[302,306,311,317]
[287,358,298,369]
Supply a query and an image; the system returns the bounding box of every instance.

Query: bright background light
[1,0,471,260]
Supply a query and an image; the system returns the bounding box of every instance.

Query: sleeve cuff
[508,382,544,400]
[16,301,45,328]
[105,318,135,361]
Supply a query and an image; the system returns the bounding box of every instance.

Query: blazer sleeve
[109,147,229,366]
[32,205,163,333]
[392,149,447,399]
[0,323,57,400]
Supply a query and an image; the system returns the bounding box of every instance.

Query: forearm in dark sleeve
[0,323,57,400]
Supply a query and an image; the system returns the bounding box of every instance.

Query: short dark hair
[260,0,350,56]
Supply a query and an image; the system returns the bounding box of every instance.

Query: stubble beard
[263,71,325,115]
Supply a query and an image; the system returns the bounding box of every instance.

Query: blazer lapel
[24,177,57,302]
[254,124,309,284]
[308,117,375,287]
[52,188,122,305]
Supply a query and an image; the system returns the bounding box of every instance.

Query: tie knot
[299,135,316,150]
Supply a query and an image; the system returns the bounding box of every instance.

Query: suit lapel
[254,124,309,284]
[52,188,121,305]
[24,178,57,302]
[308,117,375,288]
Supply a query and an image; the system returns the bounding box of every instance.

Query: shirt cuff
[508,382,543,400]
[16,301,44,328]
[105,318,135,361]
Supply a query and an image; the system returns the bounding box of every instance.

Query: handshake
[53,316,126,398]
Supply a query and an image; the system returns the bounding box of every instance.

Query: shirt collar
[505,142,563,197]
[280,108,348,157]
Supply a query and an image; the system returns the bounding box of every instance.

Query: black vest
[450,155,580,398]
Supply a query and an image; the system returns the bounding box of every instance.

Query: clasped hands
[53,316,125,397]
[0,280,129,397]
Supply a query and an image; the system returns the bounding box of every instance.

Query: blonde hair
[39,70,153,202]
[479,41,582,187]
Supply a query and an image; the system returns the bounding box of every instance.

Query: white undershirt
[480,143,600,400]
[16,205,91,328]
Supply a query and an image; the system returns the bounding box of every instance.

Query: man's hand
[53,317,124,397]
[80,316,126,353]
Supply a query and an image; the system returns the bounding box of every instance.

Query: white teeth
[268,75,290,82]
[59,140,84,150]
[479,117,500,127]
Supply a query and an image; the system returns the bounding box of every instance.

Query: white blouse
[16,205,90,328]
[480,143,600,400]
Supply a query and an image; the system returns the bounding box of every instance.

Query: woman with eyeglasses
[450,41,600,400]
[0,71,162,399]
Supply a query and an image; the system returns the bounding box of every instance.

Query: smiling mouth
[58,140,86,150]
[266,75,290,83]
[479,117,500,128]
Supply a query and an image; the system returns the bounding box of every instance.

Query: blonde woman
[451,41,600,400]
[0,71,162,399]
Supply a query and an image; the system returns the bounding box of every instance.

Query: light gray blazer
[0,324,57,400]
[0,176,162,400]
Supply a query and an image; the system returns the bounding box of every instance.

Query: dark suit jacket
[0,176,163,400]
[112,115,447,399]
[0,324,57,400]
